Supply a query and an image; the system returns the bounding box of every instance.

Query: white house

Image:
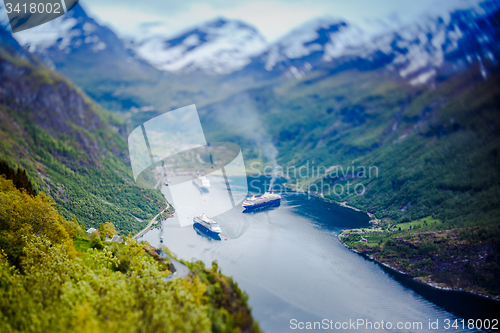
[86,227,98,237]
[106,235,123,243]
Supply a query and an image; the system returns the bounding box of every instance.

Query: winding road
[133,203,170,239]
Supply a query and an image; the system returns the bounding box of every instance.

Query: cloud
[83,0,330,41]
[216,1,329,41]
[83,0,482,42]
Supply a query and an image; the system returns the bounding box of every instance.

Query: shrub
[90,237,104,250]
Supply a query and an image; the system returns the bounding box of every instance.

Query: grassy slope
[0,48,165,235]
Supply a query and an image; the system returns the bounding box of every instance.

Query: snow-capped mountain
[261,17,366,73]
[10,0,500,86]
[13,4,141,69]
[131,18,268,75]
[11,4,164,113]
[251,0,499,85]
[361,2,500,85]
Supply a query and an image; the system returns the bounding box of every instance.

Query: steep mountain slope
[14,1,499,114]
[0,24,165,234]
[195,4,500,297]
[199,57,500,297]
[132,17,268,75]
[14,6,262,128]
[13,4,170,112]
[258,17,362,75]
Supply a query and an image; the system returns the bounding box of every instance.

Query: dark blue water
[139,176,500,332]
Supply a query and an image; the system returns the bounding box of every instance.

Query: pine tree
[0,160,36,196]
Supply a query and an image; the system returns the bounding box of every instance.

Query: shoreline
[279,183,379,227]
[338,233,500,302]
[142,177,497,302]
[332,200,500,302]
[278,180,499,302]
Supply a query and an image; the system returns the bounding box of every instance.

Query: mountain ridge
[14,1,498,83]
[130,16,268,75]
[8,0,500,124]
[244,0,500,85]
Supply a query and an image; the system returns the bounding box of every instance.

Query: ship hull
[243,198,281,211]
[193,222,221,240]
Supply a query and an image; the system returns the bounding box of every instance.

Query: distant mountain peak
[132,17,268,75]
[205,17,231,28]
[65,2,90,20]
[262,16,360,72]
[254,1,499,85]
[14,4,112,55]
[11,0,499,84]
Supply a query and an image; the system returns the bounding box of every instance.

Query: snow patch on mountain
[264,17,360,71]
[133,18,268,75]
[322,25,367,61]
[387,2,498,85]
[372,17,454,83]
[14,6,108,55]
[261,1,499,86]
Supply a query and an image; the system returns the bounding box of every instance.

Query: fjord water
[139,176,499,332]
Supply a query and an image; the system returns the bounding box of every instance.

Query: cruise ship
[193,213,222,239]
[192,176,210,192]
[242,192,281,211]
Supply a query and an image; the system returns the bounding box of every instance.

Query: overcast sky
[80,0,485,41]
[0,0,485,41]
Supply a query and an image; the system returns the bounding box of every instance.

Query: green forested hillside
[2,5,498,298]
[309,67,500,225]
[201,65,500,225]
[0,31,263,330]
[198,64,500,296]
[0,175,261,333]
[0,43,165,234]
